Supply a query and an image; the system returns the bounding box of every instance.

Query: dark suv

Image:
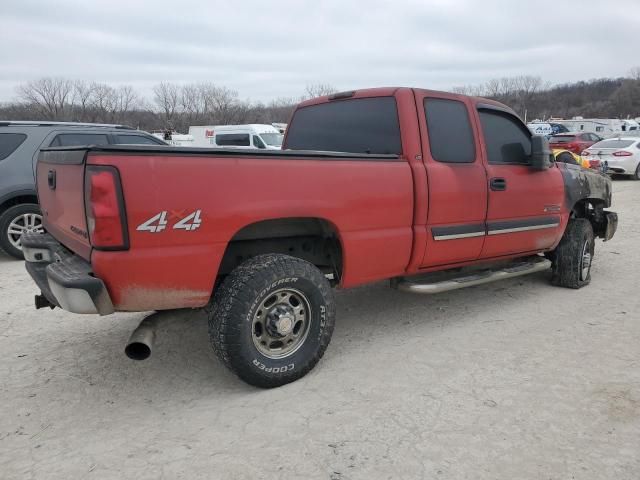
[0,121,166,258]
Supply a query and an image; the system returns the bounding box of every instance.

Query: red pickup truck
[23,87,617,388]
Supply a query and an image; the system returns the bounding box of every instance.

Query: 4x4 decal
[136,210,202,233]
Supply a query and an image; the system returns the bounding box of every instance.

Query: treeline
[452,68,640,121]
[0,78,337,131]
[2,71,640,131]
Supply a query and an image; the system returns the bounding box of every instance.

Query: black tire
[0,203,43,259]
[207,254,336,388]
[632,162,640,180]
[551,218,595,289]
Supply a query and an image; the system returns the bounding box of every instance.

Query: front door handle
[490,177,506,191]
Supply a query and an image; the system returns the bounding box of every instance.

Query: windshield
[259,132,283,147]
[592,139,635,149]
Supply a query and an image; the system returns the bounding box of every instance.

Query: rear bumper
[22,233,114,315]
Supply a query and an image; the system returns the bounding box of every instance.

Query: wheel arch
[217,216,344,285]
[0,191,38,215]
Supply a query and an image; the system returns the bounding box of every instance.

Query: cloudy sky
[1,0,639,103]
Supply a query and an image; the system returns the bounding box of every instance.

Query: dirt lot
[1,182,639,480]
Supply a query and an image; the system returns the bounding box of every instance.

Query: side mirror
[530,135,551,170]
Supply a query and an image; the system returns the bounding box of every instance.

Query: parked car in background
[552,148,589,168]
[0,121,166,258]
[549,132,602,155]
[189,124,283,149]
[582,137,640,179]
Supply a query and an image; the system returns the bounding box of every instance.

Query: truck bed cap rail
[38,144,400,160]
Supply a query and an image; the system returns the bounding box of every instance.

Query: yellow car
[553,148,589,168]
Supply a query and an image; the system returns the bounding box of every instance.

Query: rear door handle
[490,177,506,191]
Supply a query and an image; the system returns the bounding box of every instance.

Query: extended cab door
[476,106,565,258]
[416,92,488,267]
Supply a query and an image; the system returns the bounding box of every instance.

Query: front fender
[558,162,612,209]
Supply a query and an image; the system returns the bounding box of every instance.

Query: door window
[478,110,531,165]
[424,98,475,163]
[253,135,266,149]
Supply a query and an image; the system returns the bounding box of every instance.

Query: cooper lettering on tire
[207,254,336,388]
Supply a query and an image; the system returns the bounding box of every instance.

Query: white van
[188,124,283,150]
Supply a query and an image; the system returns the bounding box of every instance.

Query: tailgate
[37,148,91,260]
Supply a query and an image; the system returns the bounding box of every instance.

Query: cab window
[424,98,475,163]
[478,110,531,165]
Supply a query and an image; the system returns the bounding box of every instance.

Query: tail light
[588,159,601,169]
[84,165,128,250]
[612,151,632,157]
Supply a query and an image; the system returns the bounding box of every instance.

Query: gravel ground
[1,181,639,480]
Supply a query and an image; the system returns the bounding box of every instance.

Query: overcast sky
[1,0,639,103]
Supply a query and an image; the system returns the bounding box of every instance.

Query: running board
[393,257,552,294]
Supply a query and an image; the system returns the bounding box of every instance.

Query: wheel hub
[267,305,295,337]
[251,287,312,359]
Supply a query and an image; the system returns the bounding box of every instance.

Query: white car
[188,124,283,150]
[582,137,640,179]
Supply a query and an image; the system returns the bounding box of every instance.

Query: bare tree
[630,67,640,81]
[17,77,74,120]
[73,80,96,122]
[303,83,338,100]
[152,82,180,126]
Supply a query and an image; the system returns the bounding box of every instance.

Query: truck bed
[36,145,414,311]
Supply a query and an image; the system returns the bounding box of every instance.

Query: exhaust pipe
[125,313,163,361]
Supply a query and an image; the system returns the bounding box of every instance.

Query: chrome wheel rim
[252,287,311,359]
[580,239,591,281]
[7,213,44,250]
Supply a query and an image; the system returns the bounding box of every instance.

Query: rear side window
[479,110,531,165]
[285,97,401,154]
[50,133,109,147]
[114,134,162,145]
[216,134,250,147]
[424,98,475,163]
[0,133,27,160]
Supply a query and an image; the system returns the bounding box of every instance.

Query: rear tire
[207,254,336,388]
[632,162,640,180]
[0,204,43,259]
[551,218,594,289]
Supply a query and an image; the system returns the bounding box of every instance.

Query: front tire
[207,254,336,388]
[551,218,594,289]
[0,204,44,259]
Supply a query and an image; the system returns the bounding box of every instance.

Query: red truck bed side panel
[89,153,414,311]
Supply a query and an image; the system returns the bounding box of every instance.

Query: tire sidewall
[238,274,331,379]
[578,227,595,285]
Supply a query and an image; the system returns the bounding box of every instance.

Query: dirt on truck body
[24,87,617,387]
